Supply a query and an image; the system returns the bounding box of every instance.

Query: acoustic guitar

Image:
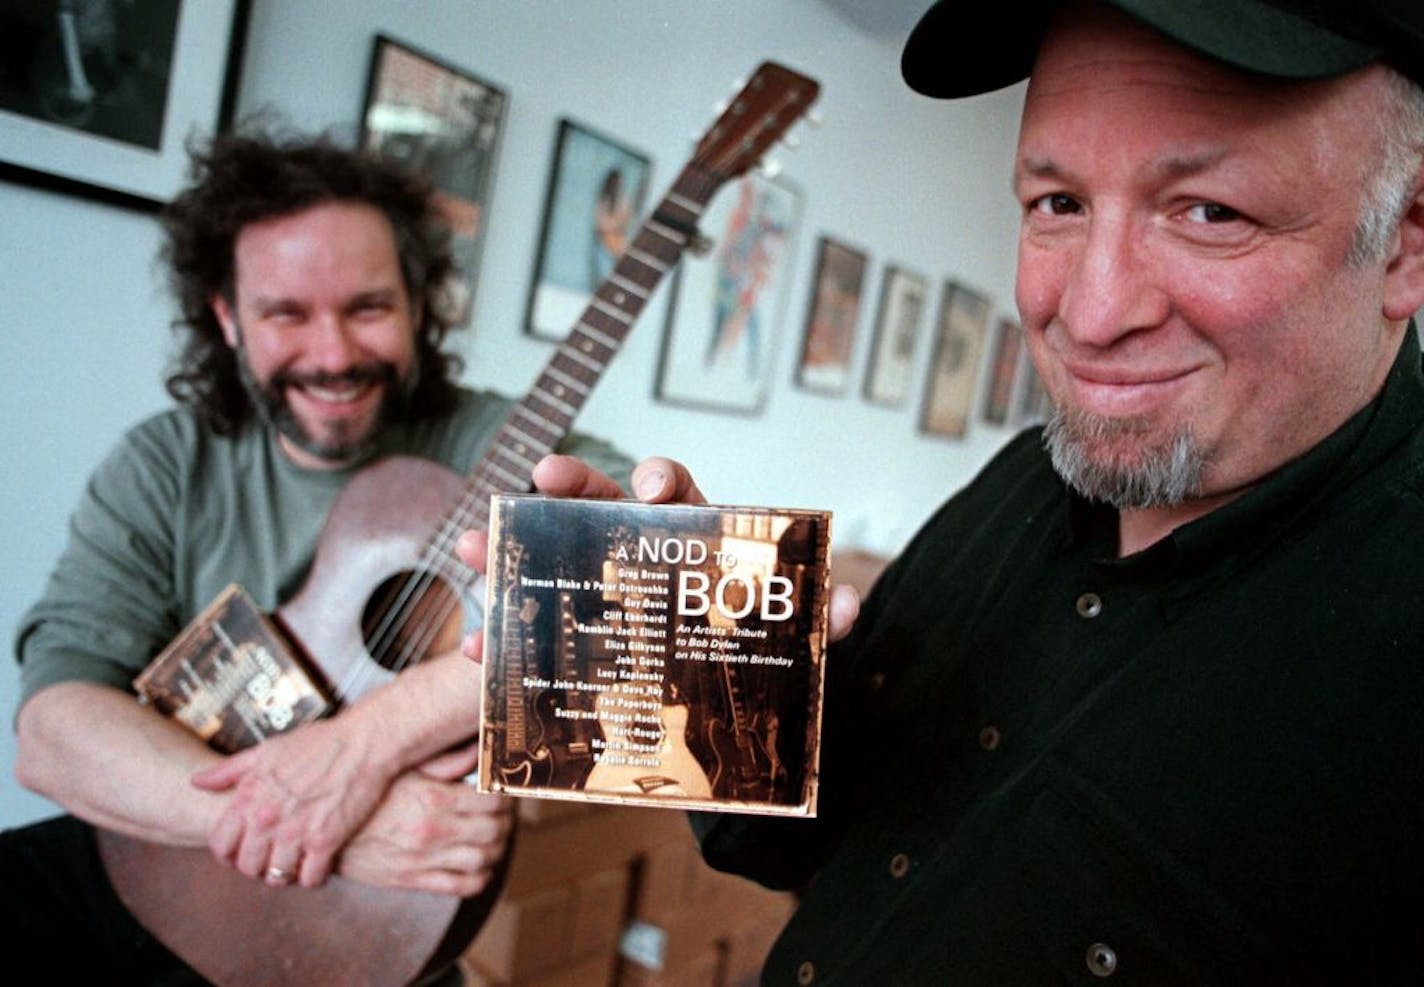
[97,62,820,986]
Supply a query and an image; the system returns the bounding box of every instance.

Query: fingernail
[635,469,666,500]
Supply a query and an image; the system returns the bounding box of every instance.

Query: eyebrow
[1015,148,1232,187]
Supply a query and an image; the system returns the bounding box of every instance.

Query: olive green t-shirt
[15,388,632,705]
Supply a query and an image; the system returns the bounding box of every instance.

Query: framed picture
[980,317,1024,425]
[863,265,929,407]
[526,118,651,340]
[795,236,868,395]
[654,174,802,415]
[360,35,507,326]
[919,281,991,438]
[0,0,250,209]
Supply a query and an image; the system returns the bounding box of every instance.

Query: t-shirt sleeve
[14,418,186,707]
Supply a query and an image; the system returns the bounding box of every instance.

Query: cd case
[477,495,831,816]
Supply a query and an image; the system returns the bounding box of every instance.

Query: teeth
[302,382,371,403]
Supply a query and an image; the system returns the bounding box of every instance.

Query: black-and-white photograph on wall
[360,35,507,325]
[863,265,929,407]
[655,173,802,414]
[0,0,248,206]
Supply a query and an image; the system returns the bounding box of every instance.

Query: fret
[608,273,649,300]
[589,297,634,326]
[505,423,553,453]
[644,219,688,246]
[626,247,669,273]
[666,190,702,213]
[544,366,591,396]
[511,402,560,435]
[559,343,605,374]
[575,323,621,351]
[483,458,525,490]
[528,385,578,418]
[493,442,539,473]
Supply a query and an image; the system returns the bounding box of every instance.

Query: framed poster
[655,173,802,414]
[862,265,929,407]
[919,281,991,438]
[795,236,868,395]
[526,118,651,340]
[360,35,507,326]
[0,0,250,209]
[980,317,1024,425]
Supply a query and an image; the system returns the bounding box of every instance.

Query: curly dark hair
[161,130,463,435]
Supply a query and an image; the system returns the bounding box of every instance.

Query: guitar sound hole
[360,570,462,671]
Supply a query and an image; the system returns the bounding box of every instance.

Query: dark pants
[0,815,207,984]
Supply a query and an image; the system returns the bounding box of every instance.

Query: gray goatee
[1043,408,1204,509]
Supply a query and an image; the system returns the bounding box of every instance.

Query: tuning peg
[760,159,785,179]
[711,98,729,117]
[781,134,802,151]
[805,110,824,128]
[730,76,747,93]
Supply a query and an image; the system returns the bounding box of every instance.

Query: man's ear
[210,293,239,348]
[1383,161,1424,322]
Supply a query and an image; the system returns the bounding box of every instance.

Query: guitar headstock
[692,62,821,183]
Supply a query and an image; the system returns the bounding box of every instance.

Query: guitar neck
[446,165,717,541]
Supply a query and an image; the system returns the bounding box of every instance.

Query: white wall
[0,0,1025,827]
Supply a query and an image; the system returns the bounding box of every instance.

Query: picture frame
[654,173,802,415]
[526,118,651,341]
[0,0,250,210]
[980,317,1025,425]
[795,236,869,395]
[862,265,930,407]
[919,281,991,438]
[359,35,507,327]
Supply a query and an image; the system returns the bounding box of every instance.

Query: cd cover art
[477,495,831,816]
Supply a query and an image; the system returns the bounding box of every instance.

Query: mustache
[270,362,398,390]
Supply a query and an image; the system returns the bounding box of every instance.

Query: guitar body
[583,699,713,799]
[100,455,497,987]
[278,455,472,697]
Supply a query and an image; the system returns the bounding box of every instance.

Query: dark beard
[237,354,412,465]
[1042,407,1205,509]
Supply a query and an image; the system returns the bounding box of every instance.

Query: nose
[1054,212,1169,348]
[305,312,361,370]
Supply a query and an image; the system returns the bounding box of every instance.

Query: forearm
[337,649,483,777]
[14,681,225,846]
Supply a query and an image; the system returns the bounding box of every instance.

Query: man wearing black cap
[684,1,1424,982]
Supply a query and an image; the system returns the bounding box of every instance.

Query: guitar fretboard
[425,164,720,582]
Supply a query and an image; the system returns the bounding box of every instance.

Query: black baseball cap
[902,0,1424,97]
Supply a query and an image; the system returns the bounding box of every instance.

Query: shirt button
[979,725,1001,751]
[1086,942,1118,977]
[889,852,911,878]
[797,960,816,985]
[869,671,886,693]
[1076,592,1103,618]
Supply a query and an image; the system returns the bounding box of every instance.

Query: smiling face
[210,201,418,470]
[1013,5,1415,538]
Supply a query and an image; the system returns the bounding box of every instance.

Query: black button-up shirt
[696,330,1424,985]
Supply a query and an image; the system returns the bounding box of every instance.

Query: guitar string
[324,91,808,705]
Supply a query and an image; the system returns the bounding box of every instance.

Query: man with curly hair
[4,132,630,982]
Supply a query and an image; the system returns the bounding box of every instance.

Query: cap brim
[902,0,1383,99]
